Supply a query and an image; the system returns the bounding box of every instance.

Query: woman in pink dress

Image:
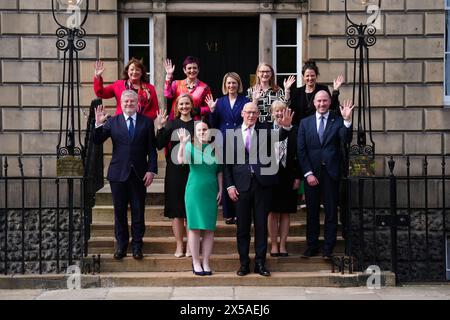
[94,58,159,120]
[164,56,211,120]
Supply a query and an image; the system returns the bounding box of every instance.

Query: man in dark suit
[225,102,293,276]
[93,90,158,260]
[297,90,354,259]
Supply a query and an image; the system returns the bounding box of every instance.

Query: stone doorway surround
[118,0,308,104]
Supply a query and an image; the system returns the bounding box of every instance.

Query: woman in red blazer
[94,58,159,120]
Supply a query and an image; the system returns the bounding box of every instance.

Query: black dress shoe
[132,249,143,260]
[225,217,236,225]
[322,251,333,259]
[254,263,271,276]
[301,247,319,258]
[113,250,127,260]
[236,265,250,276]
[279,252,289,257]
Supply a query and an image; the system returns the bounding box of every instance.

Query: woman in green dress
[177,120,222,276]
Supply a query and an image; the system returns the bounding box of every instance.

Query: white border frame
[272,15,302,87]
[446,233,450,272]
[445,2,450,106]
[124,15,154,84]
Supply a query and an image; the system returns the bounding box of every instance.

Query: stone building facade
[0,0,448,177]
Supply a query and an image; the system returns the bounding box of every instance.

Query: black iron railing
[0,99,103,275]
[342,155,450,283]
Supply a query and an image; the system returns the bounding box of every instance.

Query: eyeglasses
[258,70,272,74]
[243,111,258,115]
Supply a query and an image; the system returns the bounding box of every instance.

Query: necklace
[186,79,196,90]
[305,91,314,110]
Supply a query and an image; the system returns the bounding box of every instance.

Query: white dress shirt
[124,112,137,130]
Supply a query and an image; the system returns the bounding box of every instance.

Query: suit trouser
[110,170,146,251]
[235,177,272,266]
[304,166,339,252]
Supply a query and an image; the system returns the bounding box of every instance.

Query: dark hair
[199,116,211,128]
[194,117,214,145]
[302,60,319,76]
[182,56,200,69]
[122,58,149,83]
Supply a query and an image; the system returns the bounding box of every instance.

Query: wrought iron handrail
[81,98,104,259]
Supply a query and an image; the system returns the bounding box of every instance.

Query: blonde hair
[270,100,287,121]
[270,100,287,112]
[255,62,279,91]
[173,93,194,118]
[221,72,243,95]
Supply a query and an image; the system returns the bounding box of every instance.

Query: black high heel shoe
[201,265,213,276]
[192,264,205,276]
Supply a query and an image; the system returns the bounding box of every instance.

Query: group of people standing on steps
[92,56,354,277]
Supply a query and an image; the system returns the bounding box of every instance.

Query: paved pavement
[0,285,449,300]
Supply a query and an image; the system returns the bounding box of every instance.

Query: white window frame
[272,16,302,88]
[124,15,154,84]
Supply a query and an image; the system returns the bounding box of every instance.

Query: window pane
[129,18,149,44]
[276,19,296,45]
[276,47,297,73]
[129,46,150,71]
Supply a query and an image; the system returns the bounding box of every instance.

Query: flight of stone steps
[86,152,394,287]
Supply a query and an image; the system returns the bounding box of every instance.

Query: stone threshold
[0,271,396,289]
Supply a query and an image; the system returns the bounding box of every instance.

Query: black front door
[167,16,259,99]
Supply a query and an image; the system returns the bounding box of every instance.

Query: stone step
[95,182,165,206]
[0,271,396,288]
[94,183,308,208]
[87,271,396,287]
[89,220,339,238]
[91,205,310,222]
[87,236,345,255]
[91,253,336,273]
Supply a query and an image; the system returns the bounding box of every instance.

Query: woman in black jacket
[290,60,344,126]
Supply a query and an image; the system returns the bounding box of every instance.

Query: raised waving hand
[94,60,105,79]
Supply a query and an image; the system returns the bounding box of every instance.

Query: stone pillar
[153,13,167,110]
[259,14,273,65]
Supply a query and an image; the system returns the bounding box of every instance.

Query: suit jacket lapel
[310,116,321,146]
[322,113,336,146]
[132,114,143,143]
[231,96,244,120]
[119,114,130,142]
[223,96,233,119]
